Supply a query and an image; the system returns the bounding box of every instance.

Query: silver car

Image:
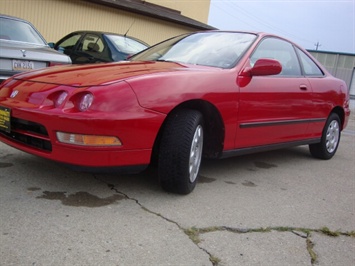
[0,14,71,84]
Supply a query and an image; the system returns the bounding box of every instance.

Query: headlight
[56,132,122,146]
[77,93,93,111]
[41,90,69,108]
[55,91,68,107]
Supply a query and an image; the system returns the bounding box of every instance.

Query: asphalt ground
[1,109,354,266]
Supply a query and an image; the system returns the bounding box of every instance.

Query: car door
[295,47,332,138]
[235,37,314,148]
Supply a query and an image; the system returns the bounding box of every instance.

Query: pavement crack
[94,176,354,266]
[94,175,218,265]
[291,230,308,238]
[306,234,317,265]
[182,225,355,266]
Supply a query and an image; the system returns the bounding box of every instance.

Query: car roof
[200,30,302,46]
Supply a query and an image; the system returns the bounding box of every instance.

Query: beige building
[1,0,214,46]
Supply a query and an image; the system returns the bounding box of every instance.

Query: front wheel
[158,109,204,194]
[309,113,341,160]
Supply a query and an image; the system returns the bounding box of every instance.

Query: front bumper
[0,104,164,170]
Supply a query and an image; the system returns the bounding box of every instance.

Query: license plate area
[0,106,11,133]
[12,60,35,71]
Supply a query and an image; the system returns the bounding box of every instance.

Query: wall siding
[1,0,202,45]
[310,51,355,96]
[146,0,211,23]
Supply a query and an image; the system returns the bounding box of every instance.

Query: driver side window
[251,38,301,76]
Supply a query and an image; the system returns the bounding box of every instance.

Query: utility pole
[314,41,321,50]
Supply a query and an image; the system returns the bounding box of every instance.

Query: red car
[0,31,351,194]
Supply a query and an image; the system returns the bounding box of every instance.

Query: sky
[208,0,355,54]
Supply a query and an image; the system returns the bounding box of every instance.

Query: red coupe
[0,31,351,194]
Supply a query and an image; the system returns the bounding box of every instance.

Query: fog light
[56,132,122,146]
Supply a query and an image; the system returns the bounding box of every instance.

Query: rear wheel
[309,113,341,160]
[158,109,204,194]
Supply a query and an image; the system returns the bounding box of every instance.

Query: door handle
[299,85,308,90]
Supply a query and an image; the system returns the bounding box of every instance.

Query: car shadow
[1,145,312,197]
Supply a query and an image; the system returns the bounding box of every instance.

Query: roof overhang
[84,0,216,30]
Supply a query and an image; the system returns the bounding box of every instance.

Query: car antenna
[124,20,135,37]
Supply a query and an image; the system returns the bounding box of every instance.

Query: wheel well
[150,100,225,165]
[331,106,345,129]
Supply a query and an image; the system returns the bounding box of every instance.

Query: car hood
[0,40,71,63]
[10,61,218,87]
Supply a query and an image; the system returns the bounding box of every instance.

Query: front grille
[1,117,52,151]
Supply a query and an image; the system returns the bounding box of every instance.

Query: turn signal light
[56,132,122,146]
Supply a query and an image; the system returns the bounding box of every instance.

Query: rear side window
[251,37,301,76]
[296,48,324,76]
[56,33,82,52]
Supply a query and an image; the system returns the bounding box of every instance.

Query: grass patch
[318,227,340,237]
[345,230,355,237]
[306,238,317,264]
[210,255,221,265]
[184,227,201,244]
[199,226,224,233]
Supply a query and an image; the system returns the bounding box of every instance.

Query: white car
[0,14,71,84]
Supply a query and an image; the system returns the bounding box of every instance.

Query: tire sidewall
[158,109,204,194]
[319,113,341,159]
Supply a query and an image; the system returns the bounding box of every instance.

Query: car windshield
[0,17,47,45]
[106,34,148,55]
[130,32,257,68]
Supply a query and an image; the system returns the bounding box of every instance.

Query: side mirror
[48,42,55,49]
[237,58,282,87]
[249,58,282,76]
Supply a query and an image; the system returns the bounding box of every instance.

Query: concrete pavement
[1,111,354,265]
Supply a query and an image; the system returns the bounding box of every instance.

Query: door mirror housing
[48,42,55,49]
[249,58,282,76]
[237,58,282,87]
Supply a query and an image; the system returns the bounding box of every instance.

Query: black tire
[158,109,204,194]
[309,113,341,160]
